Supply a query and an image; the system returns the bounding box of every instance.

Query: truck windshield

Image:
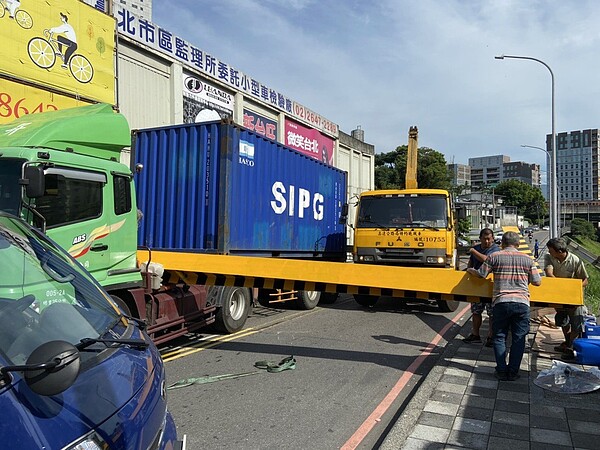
[357,195,448,229]
[0,213,124,365]
[0,159,24,216]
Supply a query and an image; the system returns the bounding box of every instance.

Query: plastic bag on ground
[534,359,600,394]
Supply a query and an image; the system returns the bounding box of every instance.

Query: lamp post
[495,54,558,238]
[521,144,558,229]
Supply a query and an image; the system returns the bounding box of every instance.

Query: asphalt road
[160,294,469,450]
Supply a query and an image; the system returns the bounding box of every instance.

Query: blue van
[0,212,184,449]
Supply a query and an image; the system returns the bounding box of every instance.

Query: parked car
[494,231,504,244]
[457,236,470,248]
[542,225,549,230]
[0,212,183,449]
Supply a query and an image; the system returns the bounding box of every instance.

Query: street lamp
[495,54,558,238]
[520,144,558,226]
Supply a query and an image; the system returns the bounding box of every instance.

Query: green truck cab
[0,104,215,344]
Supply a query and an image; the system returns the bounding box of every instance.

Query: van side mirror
[22,166,45,198]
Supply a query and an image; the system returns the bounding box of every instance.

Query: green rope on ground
[254,355,296,372]
[167,356,296,390]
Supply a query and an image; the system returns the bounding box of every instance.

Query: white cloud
[154,0,600,165]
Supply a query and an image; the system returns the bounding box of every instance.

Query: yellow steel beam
[138,250,583,307]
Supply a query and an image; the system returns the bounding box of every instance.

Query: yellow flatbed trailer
[138,250,583,309]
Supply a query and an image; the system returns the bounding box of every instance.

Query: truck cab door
[35,167,110,282]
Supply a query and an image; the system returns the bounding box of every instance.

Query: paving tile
[452,416,491,435]
[478,353,497,363]
[439,374,470,385]
[457,405,494,422]
[467,378,498,389]
[530,443,571,450]
[530,413,569,431]
[446,357,477,367]
[409,424,450,443]
[571,431,600,449]
[566,407,600,423]
[569,419,600,435]
[416,411,454,429]
[464,385,497,398]
[474,360,497,368]
[436,381,467,395]
[487,436,530,450]
[446,430,488,449]
[530,428,572,447]
[401,437,445,450]
[492,410,529,426]
[497,381,529,393]
[460,395,495,410]
[423,400,460,416]
[494,399,530,414]
[445,367,473,377]
[490,422,530,441]
[495,389,529,402]
[531,404,566,419]
[430,390,463,405]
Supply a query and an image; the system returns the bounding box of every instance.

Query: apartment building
[547,129,600,201]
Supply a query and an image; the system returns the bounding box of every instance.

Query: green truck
[0,104,219,344]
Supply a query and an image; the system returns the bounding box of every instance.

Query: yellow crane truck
[352,127,459,311]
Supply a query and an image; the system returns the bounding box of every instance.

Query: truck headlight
[64,432,106,450]
[426,256,445,264]
[359,255,374,262]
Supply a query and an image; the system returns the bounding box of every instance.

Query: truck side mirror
[339,203,349,225]
[23,166,45,198]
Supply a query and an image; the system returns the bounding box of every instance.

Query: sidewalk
[380,309,600,449]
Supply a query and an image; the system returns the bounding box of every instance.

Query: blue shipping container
[133,121,347,260]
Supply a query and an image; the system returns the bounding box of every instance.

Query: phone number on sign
[0,93,58,120]
[292,103,338,135]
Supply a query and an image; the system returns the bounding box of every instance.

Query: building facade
[447,163,471,191]
[548,129,599,201]
[466,155,539,190]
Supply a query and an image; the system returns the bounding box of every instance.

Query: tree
[457,218,471,236]
[374,146,451,190]
[493,180,547,221]
[571,218,597,241]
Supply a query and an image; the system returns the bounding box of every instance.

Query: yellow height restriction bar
[138,250,583,307]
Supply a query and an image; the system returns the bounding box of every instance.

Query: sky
[153,0,600,177]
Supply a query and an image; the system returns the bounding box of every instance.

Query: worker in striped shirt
[467,231,542,381]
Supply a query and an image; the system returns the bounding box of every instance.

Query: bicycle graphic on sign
[27,29,94,84]
[0,0,33,29]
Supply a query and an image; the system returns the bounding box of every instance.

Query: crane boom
[405,126,419,189]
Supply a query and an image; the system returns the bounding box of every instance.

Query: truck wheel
[214,287,251,333]
[319,292,338,304]
[355,294,378,308]
[437,300,460,312]
[296,291,321,310]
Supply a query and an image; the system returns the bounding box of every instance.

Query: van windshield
[0,159,24,216]
[0,213,123,365]
[357,194,448,229]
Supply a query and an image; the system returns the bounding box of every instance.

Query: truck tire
[213,287,251,333]
[437,299,460,312]
[354,294,378,308]
[296,291,321,310]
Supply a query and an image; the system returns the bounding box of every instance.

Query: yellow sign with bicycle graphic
[0,0,115,105]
